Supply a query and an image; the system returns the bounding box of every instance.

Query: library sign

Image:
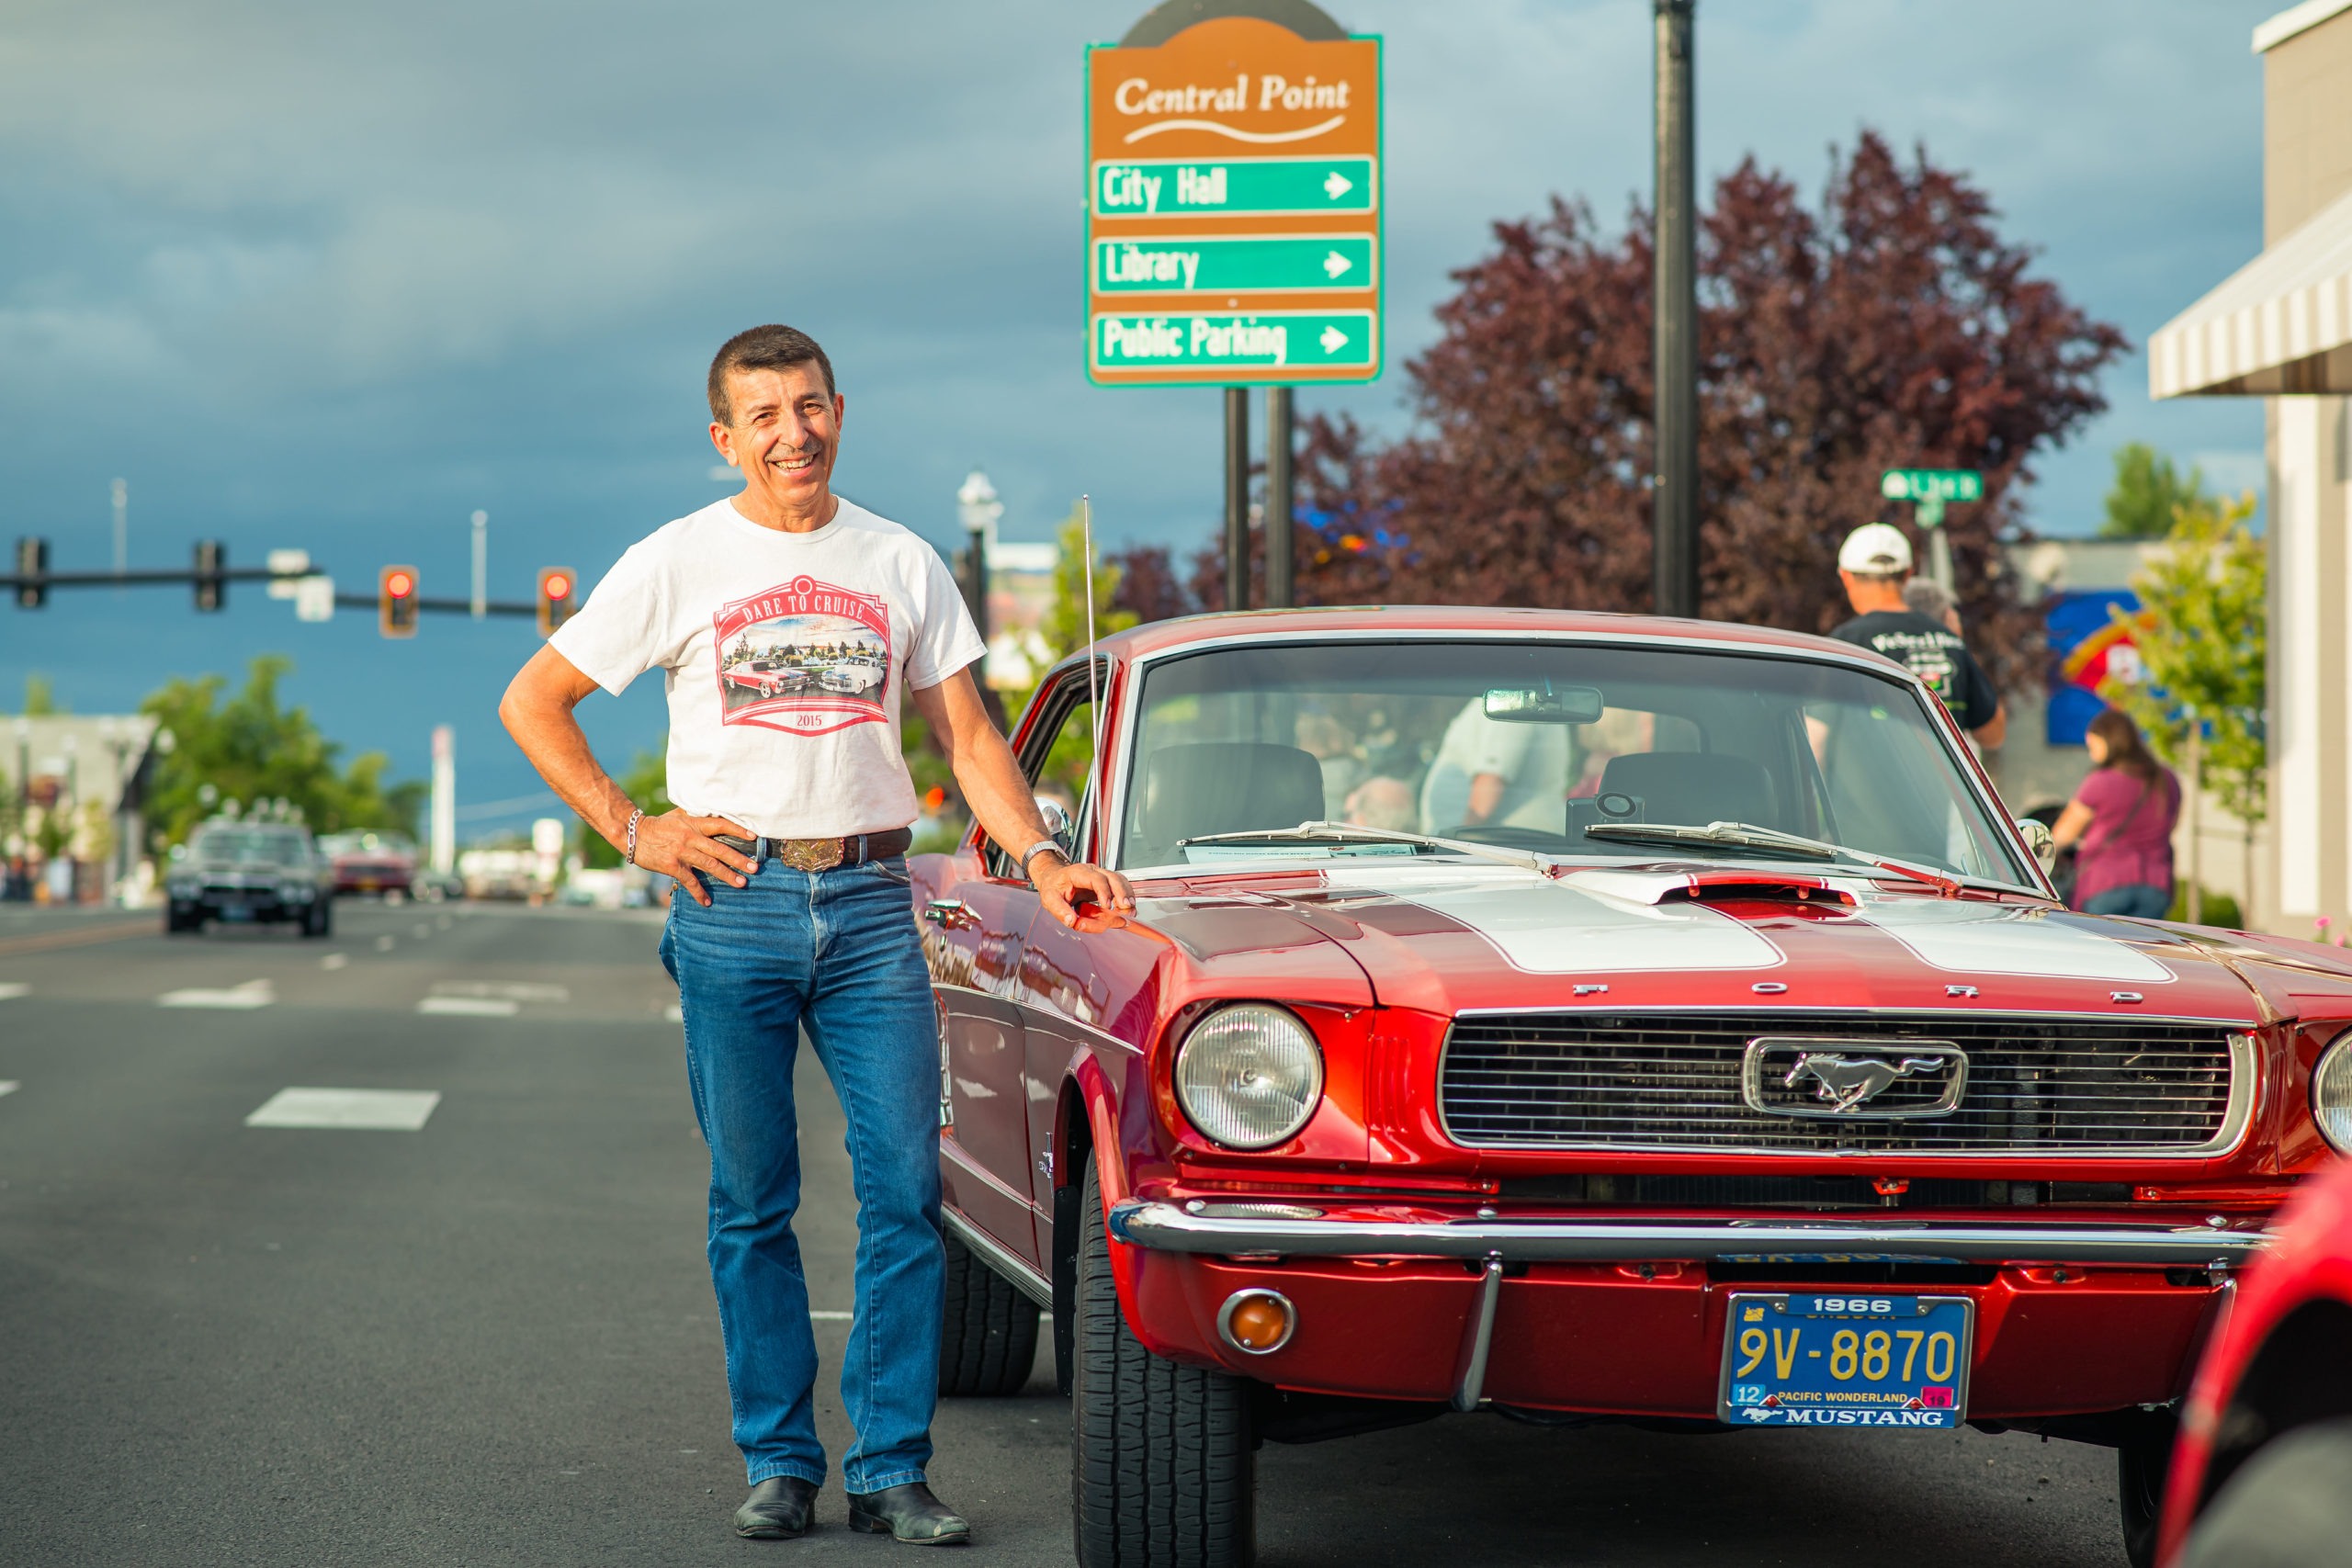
[1084,15,1383,386]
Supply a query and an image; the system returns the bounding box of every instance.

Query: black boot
[846,1482,969,1545]
[734,1475,819,1539]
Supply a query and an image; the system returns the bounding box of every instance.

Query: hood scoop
[1565,865,1854,908]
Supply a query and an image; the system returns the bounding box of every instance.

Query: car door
[927,856,1040,1268]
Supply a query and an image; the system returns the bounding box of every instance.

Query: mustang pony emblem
[1784,1053,1951,1112]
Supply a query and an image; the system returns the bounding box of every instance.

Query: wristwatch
[1018,840,1068,877]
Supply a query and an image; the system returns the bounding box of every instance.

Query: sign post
[1880,468,1984,594]
[1090,2,1381,609]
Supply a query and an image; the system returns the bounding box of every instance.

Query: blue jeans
[658,854,942,1493]
[2083,883,2172,919]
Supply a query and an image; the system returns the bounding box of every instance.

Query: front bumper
[1109,1201,2270,1269]
[1107,1201,2263,1419]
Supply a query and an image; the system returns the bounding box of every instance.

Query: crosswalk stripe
[246,1088,440,1130]
[159,979,275,1010]
[417,996,519,1017]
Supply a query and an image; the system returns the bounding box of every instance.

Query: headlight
[2312,1031,2352,1154]
[1173,1003,1324,1151]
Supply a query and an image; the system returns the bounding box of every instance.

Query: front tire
[2119,1417,2177,1568]
[300,900,332,938]
[938,1228,1039,1396]
[1071,1159,1254,1568]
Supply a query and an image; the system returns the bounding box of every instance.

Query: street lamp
[956,468,1002,678]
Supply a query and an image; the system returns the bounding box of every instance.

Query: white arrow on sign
[1322,250,1352,279]
[1323,170,1352,199]
[1318,324,1349,355]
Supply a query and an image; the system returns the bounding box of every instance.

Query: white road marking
[159,979,275,1010]
[375,935,396,952]
[319,953,348,970]
[432,981,569,1002]
[412,923,431,939]
[665,1004,684,1022]
[417,996,520,1017]
[0,982,28,1000]
[809,1310,852,1321]
[0,1081,18,1098]
[246,1088,440,1130]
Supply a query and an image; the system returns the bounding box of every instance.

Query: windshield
[192,829,312,866]
[1114,639,2030,886]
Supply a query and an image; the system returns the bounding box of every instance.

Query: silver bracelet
[625,807,644,866]
[1018,840,1066,876]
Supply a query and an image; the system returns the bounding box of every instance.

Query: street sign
[1085,15,1381,387]
[1881,469,1984,505]
[294,575,335,623]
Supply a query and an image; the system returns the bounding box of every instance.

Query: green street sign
[1091,157,1377,219]
[1881,468,1983,503]
[1092,233,1376,296]
[1091,311,1378,374]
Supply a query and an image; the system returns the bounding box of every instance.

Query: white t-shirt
[551,496,985,840]
[1419,698,1569,836]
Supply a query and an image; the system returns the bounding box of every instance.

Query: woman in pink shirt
[2052,709,2180,919]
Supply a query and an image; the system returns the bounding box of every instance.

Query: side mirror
[2016,818,2056,874]
[1037,796,1079,859]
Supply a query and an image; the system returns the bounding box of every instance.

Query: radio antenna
[1080,494,1102,779]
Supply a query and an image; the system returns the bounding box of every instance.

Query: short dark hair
[707,324,836,425]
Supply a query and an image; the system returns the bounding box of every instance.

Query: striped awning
[2149,181,2352,398]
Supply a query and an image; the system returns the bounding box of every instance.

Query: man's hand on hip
[636,810,760,907]
[1032,855,1135,930]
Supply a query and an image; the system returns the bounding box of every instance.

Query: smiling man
[499,323,1131,1545]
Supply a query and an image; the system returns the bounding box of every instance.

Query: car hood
[1133,860,2272,1023]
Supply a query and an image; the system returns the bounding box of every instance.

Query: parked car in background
[2159,1154,2352,1565]
[912,605,2335,1568]
[317,830,419,899]
[166,821,332,936]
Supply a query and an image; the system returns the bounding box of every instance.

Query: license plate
[219,906,254,921]
[1717,1292,1973,1428]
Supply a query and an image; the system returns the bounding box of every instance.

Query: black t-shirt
[1829,610,1999,730]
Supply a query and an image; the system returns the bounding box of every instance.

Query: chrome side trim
[1107,1201,2271,1268]
[944,1207,1055,1311]
[1451,1256,1504,1413]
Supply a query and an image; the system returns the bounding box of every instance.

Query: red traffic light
[379,564,420,638]
[386,570,414,598]
[537,565,578,638]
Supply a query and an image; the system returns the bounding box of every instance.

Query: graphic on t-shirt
[713,577,892,736]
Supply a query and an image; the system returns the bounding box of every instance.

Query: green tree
[2100,442,2208,540]
[1023,506,1135,803]
[2114,491,2265,918]
[17,674,62,715]
[577,744,674,868]
[139,656,424,850]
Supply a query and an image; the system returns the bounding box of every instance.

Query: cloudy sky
[0,0,2285,827]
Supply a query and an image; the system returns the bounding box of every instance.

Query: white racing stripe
[159,979,275,1010]
[1860,898,2175,984]
[1323,865,1783,975]
[246,1088,440,1130]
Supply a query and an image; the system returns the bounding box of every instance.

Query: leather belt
[712,828,911,872]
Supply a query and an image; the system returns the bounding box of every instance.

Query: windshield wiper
[1179,821,1546,873]
[1580,821,1962,897]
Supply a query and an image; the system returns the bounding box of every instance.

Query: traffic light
[537,566,578,637]
[379,565,419,638]
[13,536,48,608]
[193,539,226,611]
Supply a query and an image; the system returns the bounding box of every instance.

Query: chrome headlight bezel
[2311,1029,2352,1155]
[1172,1002,1325,1152]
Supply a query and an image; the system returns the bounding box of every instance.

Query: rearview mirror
[1483,683,1606,725]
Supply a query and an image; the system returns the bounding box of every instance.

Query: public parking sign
[1085,14,1382,386]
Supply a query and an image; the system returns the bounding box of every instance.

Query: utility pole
[1263,387,1295,609]
[1652,0,1700,618]
[111,479,128,578]
[470,510,488,620]
[431,725,456,877]
[1224,389,1250,611]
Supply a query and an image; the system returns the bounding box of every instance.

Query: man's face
[710,364,843,511]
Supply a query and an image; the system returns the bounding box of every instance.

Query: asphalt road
[1,899,2140,1566]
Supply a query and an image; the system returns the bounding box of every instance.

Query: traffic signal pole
[1651,0,1701,619]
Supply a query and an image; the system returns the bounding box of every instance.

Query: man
[1418,694,1570,836]
[500,323,1133,1546]
[1828,523,2006,748]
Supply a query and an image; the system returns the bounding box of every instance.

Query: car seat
[1135,742,1328,861]
[1596,750,1779,829]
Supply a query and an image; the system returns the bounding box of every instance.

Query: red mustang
[913,607,2344,1568]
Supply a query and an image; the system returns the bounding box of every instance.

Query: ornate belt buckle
[776,837,843,873]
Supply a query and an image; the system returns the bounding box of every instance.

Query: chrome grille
[1439,1010,2247,1155]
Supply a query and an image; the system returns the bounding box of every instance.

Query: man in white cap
[1829,523,2005,746]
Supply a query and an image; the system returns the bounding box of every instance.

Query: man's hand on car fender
[1035,857,1134,930]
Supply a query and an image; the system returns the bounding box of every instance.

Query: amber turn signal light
[1216,1289,1296,1355]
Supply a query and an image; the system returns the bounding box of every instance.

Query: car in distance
[2157,1153,2352,1565]
[910,605,2338,1568]
[318,829,419,899]
[166,821,332,936]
